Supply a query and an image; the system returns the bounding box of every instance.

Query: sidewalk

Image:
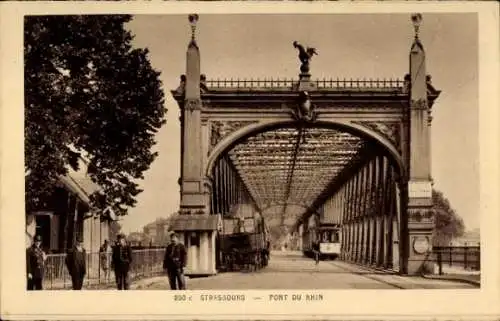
[422,264,481,286]
[89,273,235,290]
[333,261,479,289]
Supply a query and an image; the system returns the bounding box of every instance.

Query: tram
[302,223,341,260]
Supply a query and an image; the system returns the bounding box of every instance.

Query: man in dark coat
[163,232,187,290]
[65,236,87,290]
[26,234,47,290]
[313,240,320,265]
[112,234,133,290]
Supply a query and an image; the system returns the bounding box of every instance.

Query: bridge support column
[365,163,373,265]
[368,217,375,265]
[362,219,369,264]
[174,30,218,277]
[179,34,211,215]
[374,155,384,267]
[348,180,354,262]
[403,34,434,275]
[360,167,367,264]
[383,212,391,268]
[374,215,382,266]
[353,173,360,262]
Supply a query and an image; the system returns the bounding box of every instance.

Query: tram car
[219,216,270,272]
[302,223,341,260]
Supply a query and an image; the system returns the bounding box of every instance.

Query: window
[331,231,340,243]
[190,233,200,247]
[35,215,51,250]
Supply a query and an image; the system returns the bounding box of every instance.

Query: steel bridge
[170,14,440,277]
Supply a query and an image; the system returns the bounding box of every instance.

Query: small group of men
[26,231,188,291]
[26,233,133,291]
[66,233,134,290]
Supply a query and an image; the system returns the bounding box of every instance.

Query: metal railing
[433,245,480,274]
[315,78,404,89]
[205,78,296,89]
[42,248,166,290]
[204,78,404,90]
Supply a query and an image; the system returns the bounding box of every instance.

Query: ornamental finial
[411,13,423,39]
[188,14,199,42]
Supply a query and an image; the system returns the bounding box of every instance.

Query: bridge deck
[129,251,476,290]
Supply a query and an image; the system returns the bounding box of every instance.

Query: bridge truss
[171,14,440,276]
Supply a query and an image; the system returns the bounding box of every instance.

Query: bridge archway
[206,120,404,179]
[171,14,441,277]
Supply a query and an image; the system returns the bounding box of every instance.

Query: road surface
[132,251,477,290]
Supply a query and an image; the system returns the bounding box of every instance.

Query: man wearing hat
[26,235,47,290]
[163,232,187,290]
[65,236,87,290]
[111,234,133,290]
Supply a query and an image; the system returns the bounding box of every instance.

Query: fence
[204,78,404,90]
[433,245,480,274]
[42,248,166,290]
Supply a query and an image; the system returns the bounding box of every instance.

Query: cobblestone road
[132,251,477,290]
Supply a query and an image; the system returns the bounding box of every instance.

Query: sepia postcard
[0,1,499,320]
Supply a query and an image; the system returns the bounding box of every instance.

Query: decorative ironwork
[353,121,401,153]
[203,78,404,90]
[408,208,434,223]
[410,98,428,110]
[411,13,423,40]
[291,91,317,122]
[209,120,257,151]
[188,14,199,42]
[224,127,366,222]
[184,99,201,112]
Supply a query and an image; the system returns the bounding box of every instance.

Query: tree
[432,189,466,246]
[24,15,166,216]
[108,220,122,241]
[128,231,151,246]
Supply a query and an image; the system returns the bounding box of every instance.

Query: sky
[119,13,479,234]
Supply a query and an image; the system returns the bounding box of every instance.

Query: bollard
[449,243,453,266]
[437,250,443,275]
[464,243,468,270]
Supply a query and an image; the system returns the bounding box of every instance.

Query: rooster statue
[293,41,318,73]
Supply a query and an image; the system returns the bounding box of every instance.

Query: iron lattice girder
[224,126,369,219]
[243,174,341,182]
[231,151,359,158]
[243,172,343,180]
[295,143,380,226]
[232,160,352,167]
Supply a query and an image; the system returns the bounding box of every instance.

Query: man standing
[112,234,133,290]
[65,236,87,290]
[99,239,112,282]
[26,235,47,290]
[313,240,320,265]
[163,232,187,290]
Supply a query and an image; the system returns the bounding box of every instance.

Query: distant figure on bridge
[313,240,320,265]
[65,236,87,290]
[112,234,133,290]
[163,232,187,290]
[262,240,271,266]
[99,239,112,282]
[26,234,47,290]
